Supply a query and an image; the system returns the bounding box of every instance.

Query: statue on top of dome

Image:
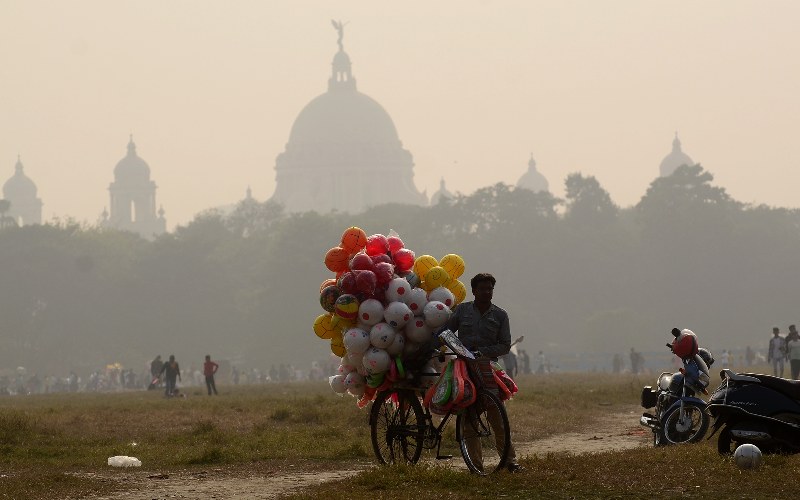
[331,20,348,51]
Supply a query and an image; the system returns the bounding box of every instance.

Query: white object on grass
[734,444,763,470]
[108,455,142,467]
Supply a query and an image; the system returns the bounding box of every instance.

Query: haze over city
[2,1,799,228]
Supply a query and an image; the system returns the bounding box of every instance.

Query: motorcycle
[707,368,800,454]
[640,329,714,446]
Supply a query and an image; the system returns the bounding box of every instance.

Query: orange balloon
[324,247,350,273]
[341,227,368,254]
[319,278,337,294]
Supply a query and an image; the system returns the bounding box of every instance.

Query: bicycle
[368,330,511,475]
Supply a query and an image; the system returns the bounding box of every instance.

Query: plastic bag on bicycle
[490,361,518,401]
[423,359,477,414]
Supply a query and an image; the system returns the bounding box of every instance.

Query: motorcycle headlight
[658,373,673,391]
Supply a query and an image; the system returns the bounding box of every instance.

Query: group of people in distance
[149,354,220,397]
[768,325,800,380]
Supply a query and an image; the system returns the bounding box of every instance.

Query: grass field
[0,365,797,499]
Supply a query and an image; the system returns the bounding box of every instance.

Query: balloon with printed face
[319,285,341,313]
[358,298,384,326]
[330,333,346,357]
[446,279,467,305]
[384,301,412,329]
[393,248,416,273]
[386,277,411,303]
[424,266,450,289]
[413,255,438,277]
[406,287,428,315]
[341,227,368,254]
[314,313,338,339]
[428,286,456,309]
[369,322,396,349]
[325,247,350,273]
[374,262,395,285]
[365,234,389,256]
[363,347,391,374]
[349,252,375,272]
[343,327,371,354]
[386,332,406,356]
[405,317,433,343]
[423,301,451,328]
[439,254,466,279]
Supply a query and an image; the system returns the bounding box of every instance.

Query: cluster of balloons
[313,227,468,407]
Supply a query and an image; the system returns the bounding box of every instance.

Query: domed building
[270,24,427,213]
[659,133,694,177]
[430,178,454,206]
[2,156,43,226]
[103,136,166,238]
[516,155,549,193]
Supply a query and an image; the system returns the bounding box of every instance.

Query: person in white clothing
[768,326,787,378]
[786,325,800,380]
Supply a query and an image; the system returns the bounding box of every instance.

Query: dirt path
[87,407,648,499]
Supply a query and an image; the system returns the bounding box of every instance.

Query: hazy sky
[2,1,798,228]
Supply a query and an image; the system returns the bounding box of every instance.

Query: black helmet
[697,348,714,368]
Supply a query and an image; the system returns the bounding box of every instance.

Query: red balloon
[350,252,376,272]
[374,262,395,285]
[393,248,416,273]
[387,235,404,255]
[365,234,389,256]
[355,270,377,295]
[337,272,358,294]
[370,253,393,266]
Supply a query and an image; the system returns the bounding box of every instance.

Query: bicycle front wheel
[456,390,510,475]
[370,389,425,465]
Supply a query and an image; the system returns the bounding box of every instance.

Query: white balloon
[342,328,371,354]
[423,301,451,328]
[406,287,428,316]
[384,301,412,329]
[428,287,456,309]
[405,317,433,343]
[344,372,365,396]
[358,299,385,326]
[363,347,391,374]
[370,322,396,349]
[386,332,406,356]
[386,277,412,303]
[329,374,347,393]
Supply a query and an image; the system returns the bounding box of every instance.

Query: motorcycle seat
[744,373,800,401]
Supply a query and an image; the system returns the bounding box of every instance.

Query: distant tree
[564,173,618,227]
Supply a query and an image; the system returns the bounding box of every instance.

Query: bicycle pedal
[436,454,453,460]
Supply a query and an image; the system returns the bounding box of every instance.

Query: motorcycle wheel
[662,401,709,444]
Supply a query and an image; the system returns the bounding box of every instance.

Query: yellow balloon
[439,254,465,279]
[331,333,347,357]
[424,266,450,289]
[413,255,438,278]
[446,279,467,305]
[313,314,337,339]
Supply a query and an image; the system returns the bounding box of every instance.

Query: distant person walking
[159,354,181,397]
[612,353,622,374]
[630,348,644,374]
[787,325,800,380]
[768,327,787,378]
[719,350,730,369]
[519,349,531,375]
[150,355,163,389]
[745,346,755,367]
[203,355,219,395]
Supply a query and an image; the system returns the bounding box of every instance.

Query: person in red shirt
[203,355,219,395]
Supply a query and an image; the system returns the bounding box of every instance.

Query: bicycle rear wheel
[370,389,425,465]
[456,390,510,475]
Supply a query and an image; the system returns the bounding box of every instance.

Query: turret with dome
[270,22,428,213]
[516,154,549,193]
[103,136,166,238]
[659,133,694,177]
[2,156,43,226]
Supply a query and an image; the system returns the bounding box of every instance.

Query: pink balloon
[366,234,389,256]
[370,253,393,266]
[393,248,415,273]
[374,262,395,285]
